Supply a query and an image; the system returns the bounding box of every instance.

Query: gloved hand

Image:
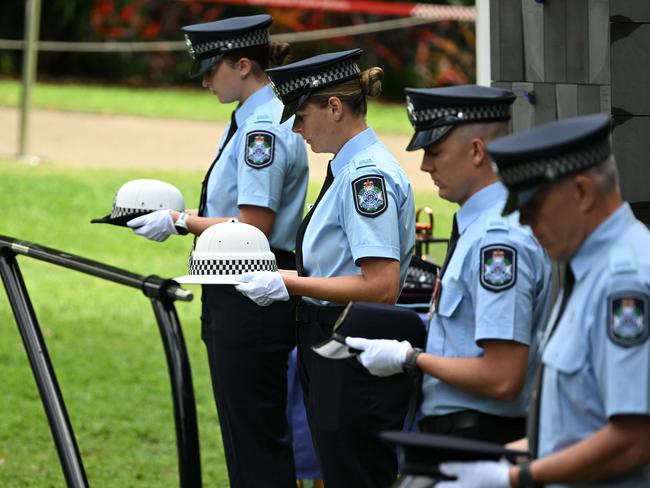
[235,271,289,307]
[436,460,511,488]
[344,337,412,377]
[127,210,177,242]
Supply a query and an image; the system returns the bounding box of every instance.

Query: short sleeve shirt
[421,182,552,417]
[538,203,650,487]
[301,128,416,306]
[205,84,309,251]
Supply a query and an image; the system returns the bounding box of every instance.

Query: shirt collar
[331,127,379,177]
[456,182,508,234]
[234,84,275,126]
[570,202,633,282]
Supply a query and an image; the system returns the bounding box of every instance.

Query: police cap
[488,113,612,215]
[404,85,515,151]
[380,431,526,479]
[266,48,363,124]
[312,301,426,360]
[181,14,272,78]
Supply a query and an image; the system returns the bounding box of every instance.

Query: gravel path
[0,107,433,188]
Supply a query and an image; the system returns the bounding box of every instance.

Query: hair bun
[360,67,383,98]
[269,42,292,67]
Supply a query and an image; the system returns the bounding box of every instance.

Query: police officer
[127,15,309,488]
[436,113,650,487]
[345,85,551,445]
[235,49,416,487]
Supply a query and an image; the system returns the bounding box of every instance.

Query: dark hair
[307,67,384,116]
[222,42,292,75]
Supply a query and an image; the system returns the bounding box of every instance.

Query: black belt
[295,302,345,325]
[419,410,525,436]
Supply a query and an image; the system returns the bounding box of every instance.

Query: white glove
[234,271,289,307]
[437,460,511,488]
[127,210,177,242]
[344,337,412,377]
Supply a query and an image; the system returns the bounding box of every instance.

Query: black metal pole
[0,236,192,303]
[150,298,202,488]
[0,248,89,488]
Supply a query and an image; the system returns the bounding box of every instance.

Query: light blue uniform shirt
[421,182,551,417]
[538,203,650,487]
[301,128,415,306]
[205,84,309,251]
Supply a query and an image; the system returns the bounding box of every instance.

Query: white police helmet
[175,219,277,285]
[91,179,185,227]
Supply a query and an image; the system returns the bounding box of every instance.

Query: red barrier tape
[182,0,476,21]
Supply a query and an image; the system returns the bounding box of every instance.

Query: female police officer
[127,15,309,488]
[235,49,416,488]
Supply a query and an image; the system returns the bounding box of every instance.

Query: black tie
[527,264,575,458]
[439,213,459,279]
[430,214,460,314]
[198,110,238,217]
[295,162,334,276]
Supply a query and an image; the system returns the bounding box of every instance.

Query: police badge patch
[245,131,274,168]
[607,293,649,347]
[351,175,387,217]
[480,244,517,291]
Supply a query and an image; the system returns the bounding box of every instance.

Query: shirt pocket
[437,283,463,318]
[542,335,589,434]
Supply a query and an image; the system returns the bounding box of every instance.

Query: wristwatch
[174,211,190,235]
[402,347,423,374]
[518,461,542,488]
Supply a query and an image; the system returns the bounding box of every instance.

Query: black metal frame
[0,235,201,488]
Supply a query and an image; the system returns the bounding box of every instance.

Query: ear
[470,137,487,167]
[237,57,253,78]
[327,96,344,121]
[573,174,597,213]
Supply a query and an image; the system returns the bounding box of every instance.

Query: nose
[420,156,434,174]
[202,78,209,89]
[292,120,302,134]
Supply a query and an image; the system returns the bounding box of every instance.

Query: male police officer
[346,85,551,444]
[435,113,650,487]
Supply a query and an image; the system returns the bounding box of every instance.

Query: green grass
[0,79,413,135]
[0,159,454,486]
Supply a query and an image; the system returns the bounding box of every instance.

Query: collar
[570,202,633,282]
[330,127,379,177]
[456,182,508,234]
[234,84,275,126]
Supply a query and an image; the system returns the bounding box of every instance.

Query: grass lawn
[0,79,413,136]
[0,159,454,487]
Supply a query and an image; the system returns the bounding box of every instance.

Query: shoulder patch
[351,175,387,218]
[608,292,649,347]
[245,130,274,169]
[609,244,637,274]
[480,244,517,292]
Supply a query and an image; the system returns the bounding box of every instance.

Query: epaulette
[609,243,637,274]
[485,215,510,232]
[353,157,376,170]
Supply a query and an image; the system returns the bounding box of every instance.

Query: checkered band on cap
[409,102,511,127]
[111,206,144,219]
[186,28,269,60]
[273,60,361,97]
[497,137,611,186]
[188,257,278,275]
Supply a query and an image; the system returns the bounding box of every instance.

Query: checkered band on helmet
[274,60,361,97]
[408,102,511,127]
[111,206,144,218]
[188,258,278,275]
[186,28,269,60]
[497,138,611,186]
